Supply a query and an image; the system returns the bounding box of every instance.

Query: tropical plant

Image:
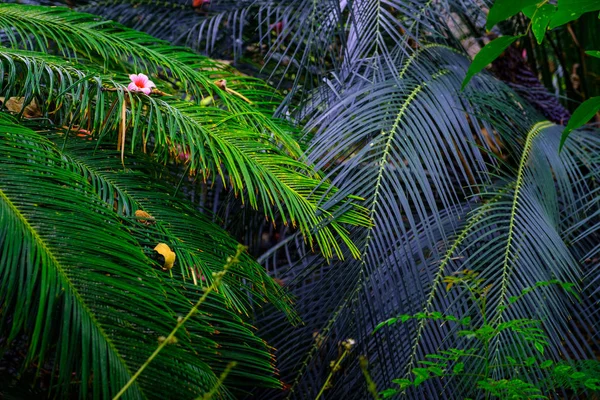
[460,0,600,147]
[2,1,600,400]
[0,3,368,399]
[375,272,600,399]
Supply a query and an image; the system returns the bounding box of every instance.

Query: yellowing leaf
[0,97,42,118]
[135,209,155,225]
[154,243,176,270]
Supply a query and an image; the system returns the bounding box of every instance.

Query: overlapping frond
[58,0,466,105]
[252,46,599,399]
[0,114,296,398]
[0,5,370,259]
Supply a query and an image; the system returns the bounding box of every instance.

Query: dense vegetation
[0,0,599,399]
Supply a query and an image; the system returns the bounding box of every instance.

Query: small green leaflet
[550,0,600,28]
[486,0,540,30]
[570,372,586,379]
[586,50,600,58]
[453,362,465,374]
[524,3,556,44]
[462,35,521,90]
[560,96,600,150]
[534,342,545,354]
[585,378,600,390]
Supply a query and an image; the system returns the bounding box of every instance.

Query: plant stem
[112,245,245,400]
[315,349,349,400]
[197,361,238,400]
[315,339,355,400]
[359,355,379,400]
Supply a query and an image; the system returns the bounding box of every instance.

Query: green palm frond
[49,132,296,317]
[0,115,287,399]
[0,5,370,259]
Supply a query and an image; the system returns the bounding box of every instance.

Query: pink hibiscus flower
[128,73,156,95]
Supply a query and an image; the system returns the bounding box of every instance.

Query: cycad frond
[253,47,599,399]
[0,6,370,259]
[0,116,287,399]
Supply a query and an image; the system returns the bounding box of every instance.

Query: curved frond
[253,47,599,399]
[0,116,288,399]
[0,8,370,259]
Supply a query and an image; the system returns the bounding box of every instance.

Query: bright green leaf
[540,360,554,368]
[560,96,600,150]
[550,0,600,28]
[453,362,465,374]
[462,35,522,90]
[528,3,556,43]
[586,50,600,58]
[486,0,540,30]
[427,366,445,377]
[570,372,587,379]
[584,378,600,390]
[391,378,412,389]
[554,365,572,373]
[380,388,399,398]
[535,342,545,354]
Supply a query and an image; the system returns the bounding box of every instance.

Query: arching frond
[0,115,288,399]
[0,9,370,260]
[253,46,599,399]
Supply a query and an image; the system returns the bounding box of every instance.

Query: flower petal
[141,87,152,95]
[128,82,140,91]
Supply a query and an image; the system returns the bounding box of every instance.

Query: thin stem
[112,245,245,400]
[359,356,380,400]
[315,339,355,400]
[197,361,238,400]
[315,349,349,400]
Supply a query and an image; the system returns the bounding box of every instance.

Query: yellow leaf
[135,210,155,225]
[154,243,176,270]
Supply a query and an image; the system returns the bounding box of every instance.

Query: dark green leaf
[486,0,541,30]
[526,3,556,44]
[462,35,522,90]
[560,96,600,150]
[550,0,600,28]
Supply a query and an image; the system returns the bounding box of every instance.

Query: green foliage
[462,35,522,89]
[560,96,600,149]
[3,2,599,400]
[0,116,287,399]
[0,3,369,399]
[486,0,540,30]
[375,274,596,399]
[465,0,600,148]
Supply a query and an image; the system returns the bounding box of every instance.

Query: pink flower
[128,73,156,95]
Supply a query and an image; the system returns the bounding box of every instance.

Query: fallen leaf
[135,210,155,225]
[1,97,42,118]
[154,243,176,270]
